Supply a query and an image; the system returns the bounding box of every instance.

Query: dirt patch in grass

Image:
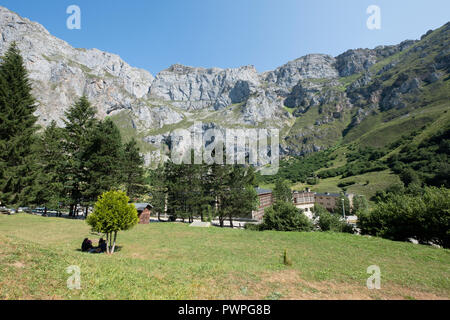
[224,270,449,300]
[8,261,26,268]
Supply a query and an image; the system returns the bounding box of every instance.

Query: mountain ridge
[0,5,448,164]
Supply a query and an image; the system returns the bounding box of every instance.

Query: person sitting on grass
[81,238,93,252]
[89,238,107,254]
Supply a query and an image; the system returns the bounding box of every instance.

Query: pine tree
[0,43,38,206]
[32,121,65,215]
[62,95,98,216]
[82,118,124,212]
[122,138,147,200]
[222,166,258,228]
[149,165,167,221]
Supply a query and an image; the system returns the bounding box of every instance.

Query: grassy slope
[0,214,449,300]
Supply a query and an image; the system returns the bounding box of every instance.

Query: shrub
[244,223,262,231]
[261,201,313,232]
[314,205,354,233]
[338,181,356,188]
[358,186,450,248]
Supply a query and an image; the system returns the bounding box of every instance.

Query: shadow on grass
[75,246,123,254]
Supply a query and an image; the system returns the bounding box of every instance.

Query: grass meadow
[0,214,449,300]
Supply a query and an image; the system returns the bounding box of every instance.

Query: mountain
[0,6,449,165]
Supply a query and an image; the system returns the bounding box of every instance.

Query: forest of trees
[0,43,147,216]
[150,158,259,227]
[0,43,259,225]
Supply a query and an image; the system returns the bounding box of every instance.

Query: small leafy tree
[273,179,292,203]
[86,190,139,254]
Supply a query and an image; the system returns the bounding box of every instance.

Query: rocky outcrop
[0,6,154,126]
[1,5,448,161]
[264,54,339,93]
[149,64,261,111]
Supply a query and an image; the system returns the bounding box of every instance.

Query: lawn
[0,214,449,300]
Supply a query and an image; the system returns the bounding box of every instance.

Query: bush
[314,205,354,233]
[261,201,313,232]
[338,181,356,188]
[244,223,262,231]
[358,186,450,248]
[306,177,319,185]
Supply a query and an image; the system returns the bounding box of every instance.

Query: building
[252,188,355,222]
[292,189,315,219]
[252,188,273,221]
[314,192,341,212]
[134,203,153,224]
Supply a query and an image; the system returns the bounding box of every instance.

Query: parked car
[0,207,17,215]
[32,207,46,215]
[18,207,31,213]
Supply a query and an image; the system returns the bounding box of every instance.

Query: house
[314,192,342,212]
[252,188,273,221]
[252,187,355,222]
[292,189,315,219]
[133,203,153,224]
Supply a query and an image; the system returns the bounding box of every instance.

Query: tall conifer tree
[62,95,98,215]
[0,43,38,206]
[121,138,147,200]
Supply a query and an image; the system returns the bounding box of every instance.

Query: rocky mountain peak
[1,5,447,163]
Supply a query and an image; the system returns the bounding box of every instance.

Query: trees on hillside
[358,186,450,248]
[0,43,38,206]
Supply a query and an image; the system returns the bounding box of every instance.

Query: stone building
[252,188,274,221]
[134,203,153,224]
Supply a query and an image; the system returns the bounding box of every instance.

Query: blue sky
[1,0,449,75]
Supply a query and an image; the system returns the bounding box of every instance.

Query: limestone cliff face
[1,5,448,162]
[0,6,154,126]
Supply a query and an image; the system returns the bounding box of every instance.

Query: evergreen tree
[32,121,65,215]
[149,165,167,221]
[0,43,38,206]
[82,118,124,212]
[122,138,147,200]
[62,96,98,216]
[223,166,258,227]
